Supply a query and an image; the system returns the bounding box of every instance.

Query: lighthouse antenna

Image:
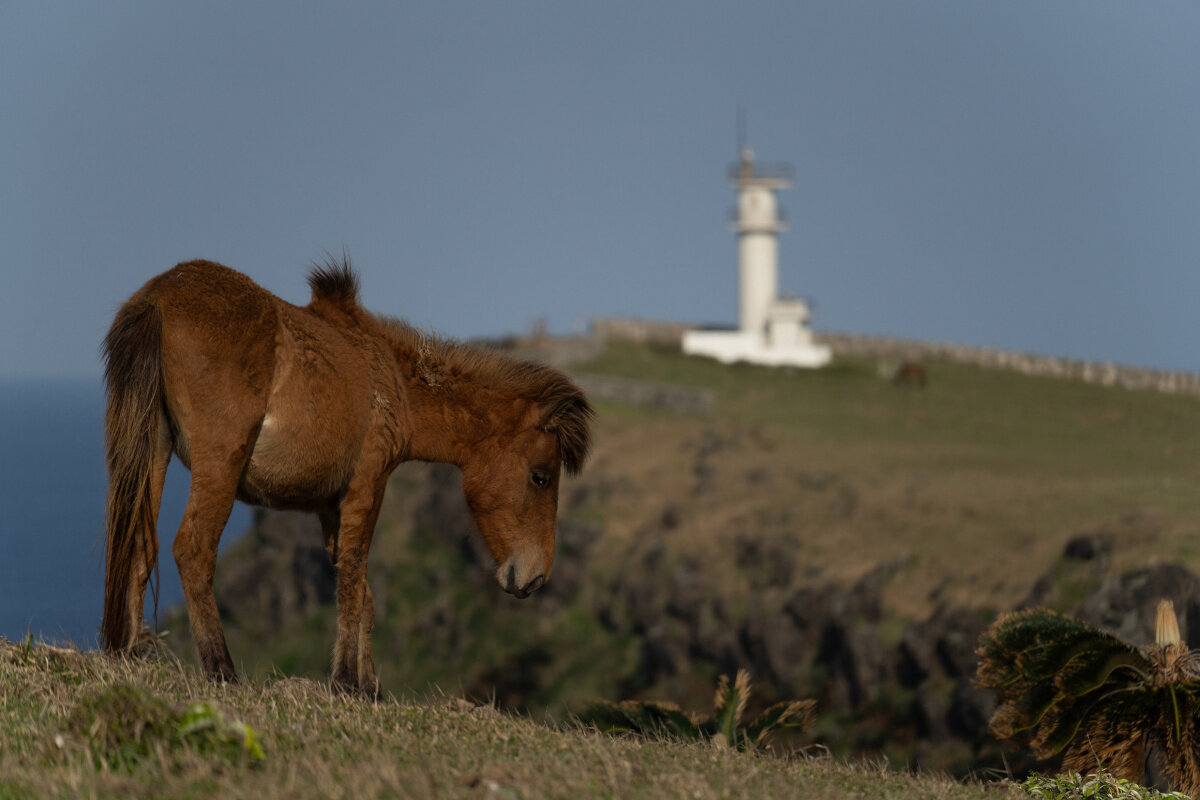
[736,105,747,156]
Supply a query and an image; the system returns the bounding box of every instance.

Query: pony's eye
[530,469,551,489]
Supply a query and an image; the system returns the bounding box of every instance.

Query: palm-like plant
[976,600,1200,795]
[576,669,815,751]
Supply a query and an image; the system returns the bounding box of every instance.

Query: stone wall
[590,317,1200,398]
[815,332,1200,397]
[572,373,713,416]
[590,317,695,345]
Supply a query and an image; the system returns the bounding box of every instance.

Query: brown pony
[101,258,592,695]
[892,362,927,388]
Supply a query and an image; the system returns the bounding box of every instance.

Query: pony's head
[390,319,595,598]
[460,386,592,597]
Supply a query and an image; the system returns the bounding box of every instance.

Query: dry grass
[0,638,1018,799]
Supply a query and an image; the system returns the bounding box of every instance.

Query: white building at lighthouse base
[682,299,831,367]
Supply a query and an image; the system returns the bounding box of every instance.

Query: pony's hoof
[331,673,380,701]
[129,626,172,660]
[202,661,239,685]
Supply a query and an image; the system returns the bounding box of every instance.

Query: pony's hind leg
[173,467,242,682]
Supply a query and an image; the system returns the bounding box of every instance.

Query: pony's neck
[401,379,506,467]
[386,325,528,468]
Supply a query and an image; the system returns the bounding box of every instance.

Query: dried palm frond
[977,600,1200,795]
[711,670,752,746]
[575,670,814,752]
[742,698,817,749]
[573,699,701,742]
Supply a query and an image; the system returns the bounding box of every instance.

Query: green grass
[577,341,1200,477]
[0,638,1021,800]
[1021,772,1190,799]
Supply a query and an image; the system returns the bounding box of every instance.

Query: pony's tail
[100,297,164,652]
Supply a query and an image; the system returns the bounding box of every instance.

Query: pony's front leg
[319,508,378,695]
[329,479,386,697]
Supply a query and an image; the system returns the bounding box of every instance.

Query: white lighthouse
[682,147,831,368]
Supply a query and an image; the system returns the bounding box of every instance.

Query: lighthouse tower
[682,146,831,367]
[734,147,788,336]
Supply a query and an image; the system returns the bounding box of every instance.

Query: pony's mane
[385,319,593,473]
[308,254,360,306]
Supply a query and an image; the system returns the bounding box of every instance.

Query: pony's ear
[537,395,575,430]
[537,394,594,475]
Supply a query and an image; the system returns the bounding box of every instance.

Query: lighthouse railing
[727,161,794,184]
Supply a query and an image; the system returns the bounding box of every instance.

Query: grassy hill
[162,340,1200,778]
[573,342,1200,616]
[0,638,1016,800]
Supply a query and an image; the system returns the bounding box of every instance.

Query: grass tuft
[1020,772,1190,799]
[63,684,264,771]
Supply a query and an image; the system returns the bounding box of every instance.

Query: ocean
[0,377,250,646]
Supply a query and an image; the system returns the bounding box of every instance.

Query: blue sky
[3,2,1199,377]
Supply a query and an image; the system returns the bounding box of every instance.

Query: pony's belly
[241,417,352,509]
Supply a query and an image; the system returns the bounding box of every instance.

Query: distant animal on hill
[101,258,592,696]
[892,362,927,388]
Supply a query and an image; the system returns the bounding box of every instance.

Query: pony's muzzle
[496,554,548,599]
